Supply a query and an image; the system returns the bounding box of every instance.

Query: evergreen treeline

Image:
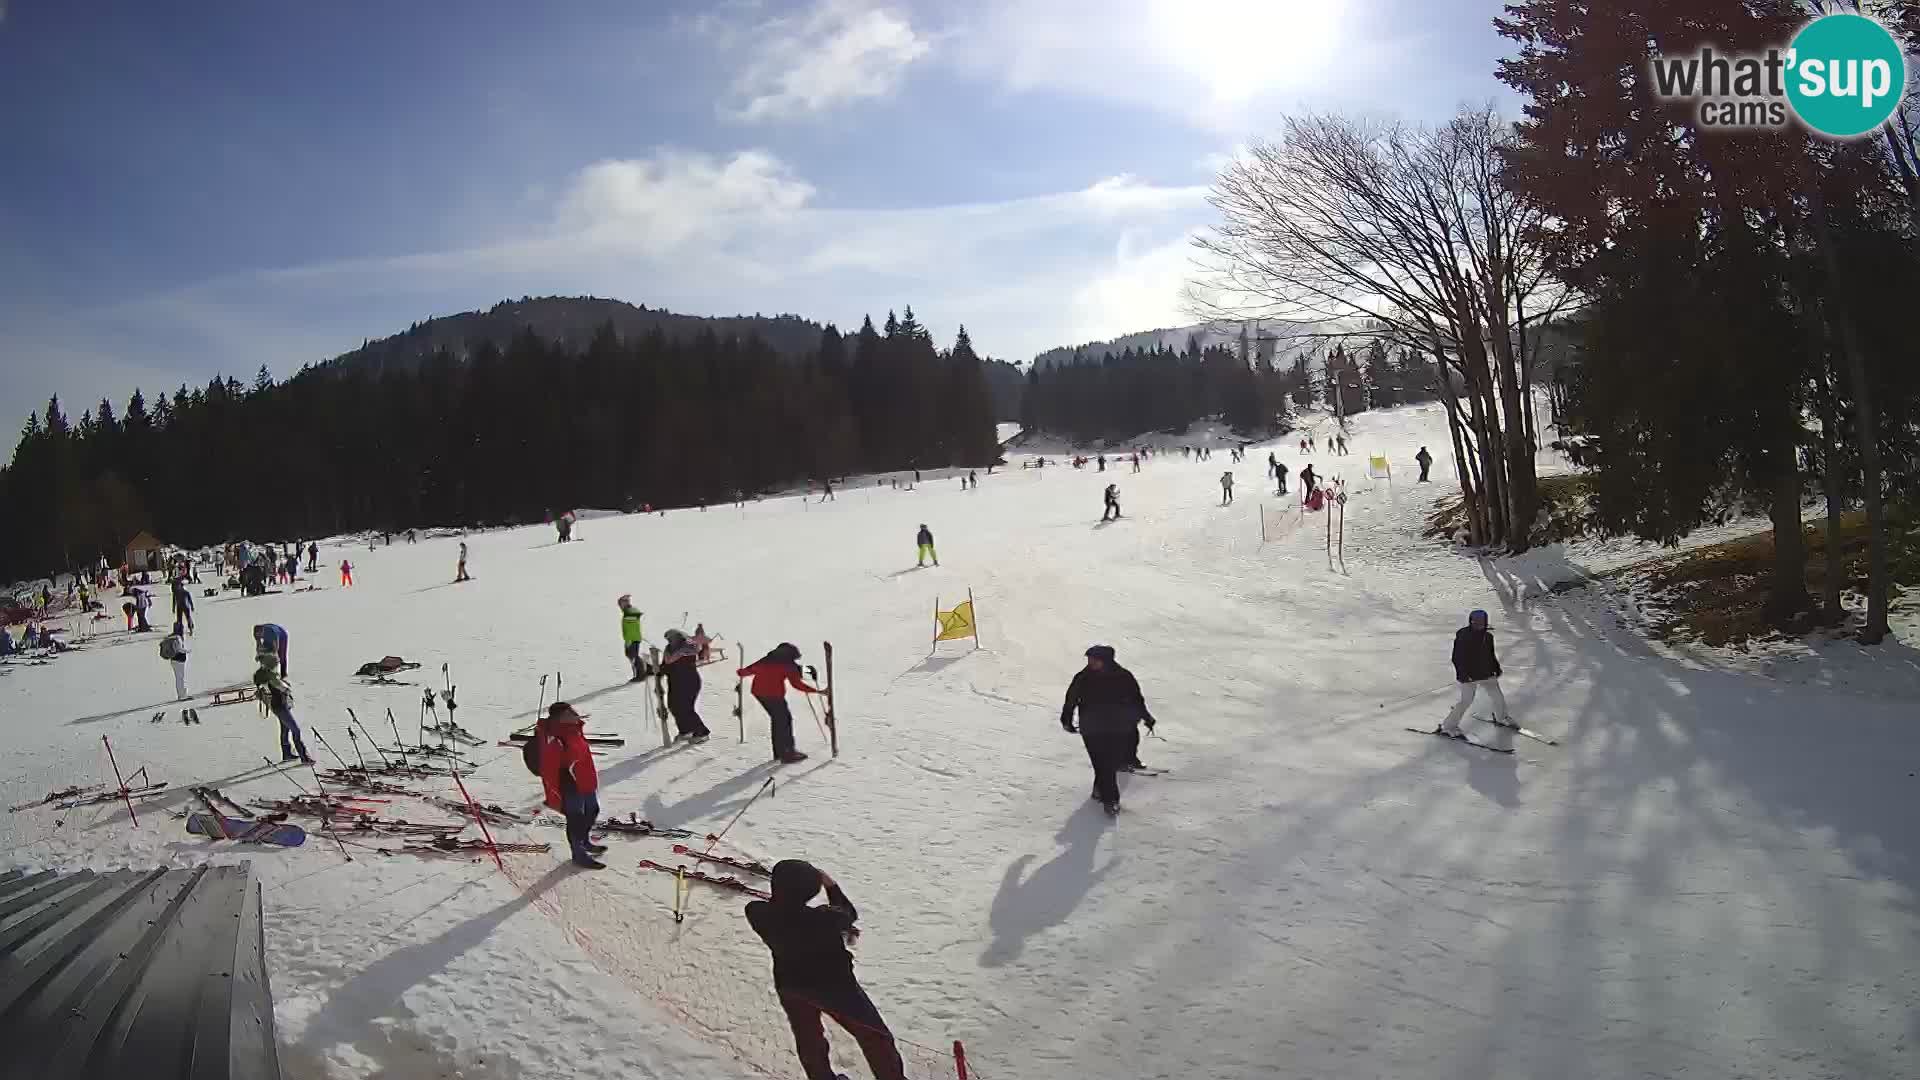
[1018,336,1297,444]
[0,306,999,580]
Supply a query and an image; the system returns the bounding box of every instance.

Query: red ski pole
[102,735,138,827]
[450,761,504,871]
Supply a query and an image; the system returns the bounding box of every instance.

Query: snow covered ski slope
[3,404,1915,1080]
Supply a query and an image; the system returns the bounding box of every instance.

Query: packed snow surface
[3,404,1915,1080]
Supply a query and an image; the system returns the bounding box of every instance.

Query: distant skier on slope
[738,643,825,764]
[1435,609,1510,739]
[1102,484,1121,522]
[660,629,712,742]
[455,541,471,582]
[1060,645,1156,815]
[745,861,908,1080]
[916,525,939,567]
[618,595,648,681]
[306,542,319,572]
[1274,460,1290,495]
[1220,471,1235,505]
[1416,446,1433,482]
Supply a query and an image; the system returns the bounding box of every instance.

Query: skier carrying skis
[1437,609,1510,739]
[737,643,824,764]
[1060,645,1156,815]
[660,629,712,742]
[1102,483,1121,522]
[1220,471,1235,505]
[618,595,647,681]
[745,860,908,1080]
[915,525,939,567]
[539,702,607,869]
[253,650,313,764]
[1416,445,1433,482]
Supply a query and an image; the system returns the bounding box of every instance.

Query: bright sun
[1149,0,1348,102]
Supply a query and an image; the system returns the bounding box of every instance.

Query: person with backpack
[254,650,312,764]
[1436,609,1511,739]
[536,702,606,869]
[617,595,648,681]
[745,860,908,1080]
[660,629,712,742]
[915,525,938,567]
[161,620,191,701]
[737,643,824,764]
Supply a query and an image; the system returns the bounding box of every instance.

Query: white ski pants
[1443,678,1508,729]
[172,658,189,701]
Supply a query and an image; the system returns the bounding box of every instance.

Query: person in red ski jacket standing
[738,643,823,764]
[539,702,607,869]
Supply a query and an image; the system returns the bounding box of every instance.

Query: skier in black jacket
[1436,609,1510,738]
[1061,645,1156,814]
[746,860,907,1080]
[1101,484,1121,522]
[660,629,711,741]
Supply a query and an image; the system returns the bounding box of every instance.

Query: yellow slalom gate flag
[935,600,976,642]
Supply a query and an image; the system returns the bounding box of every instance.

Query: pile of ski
[532,812,698,840]
[429,795,531,826]
[637,859,769,899]
[670,844,771,877]
[338,817,466,838]
[425,721,486,747]
[382,837,551,857]
[315,768,426,795]
[9,784,105,812]
[250,795,385,818]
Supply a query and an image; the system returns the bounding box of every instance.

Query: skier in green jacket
[618,594,648,681]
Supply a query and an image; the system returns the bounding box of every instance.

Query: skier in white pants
[162,620,191,701]
[1439,609,1507,738]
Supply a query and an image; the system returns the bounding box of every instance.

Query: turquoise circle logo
[1786,14,1908,138]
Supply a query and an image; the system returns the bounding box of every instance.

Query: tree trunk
[1814,373,1847,626]
[1764,430,1810,626]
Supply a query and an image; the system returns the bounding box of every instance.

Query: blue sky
[0,0,1512,432]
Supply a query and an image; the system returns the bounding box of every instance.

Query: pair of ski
[429,795,531,826]
[10,784,105,812]
[532,813,697,840]
[639,858,770,900]
[186,787,307,846]
[382,837,551,857]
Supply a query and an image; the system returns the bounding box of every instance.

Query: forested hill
[325,296,829,373]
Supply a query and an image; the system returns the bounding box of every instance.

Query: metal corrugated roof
[0,864,281,1080]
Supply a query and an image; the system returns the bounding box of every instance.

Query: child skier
[1437,609,1510,738]
[915,525,939,567]
[737,643,825,764]
[339,559,353,586]
[745,861,908,1080]
[618,595,647,680]
[660,629,712,742]
[254,650,313,764]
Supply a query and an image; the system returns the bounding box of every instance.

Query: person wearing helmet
[745,860,907,1080]
[915,525,938,567]
[660,628,711,742]
[738,643,824,764]
[1438,609,1509,738]
[1060,645,1157,815]
[618,595,647,681]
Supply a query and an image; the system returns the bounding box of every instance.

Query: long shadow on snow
[640,759,834,831]
[979,799,1117,969]
[1071,543,1920,1079]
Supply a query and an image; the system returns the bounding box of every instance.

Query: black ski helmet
[770,859,822,906]
[1085,644,1116,663]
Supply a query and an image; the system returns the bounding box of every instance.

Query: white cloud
[724,0,931,121]
[24,147,1219,412]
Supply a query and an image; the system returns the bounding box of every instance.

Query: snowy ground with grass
[3,403,1915,1080]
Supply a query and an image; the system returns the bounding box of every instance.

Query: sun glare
[1150,0,1347,102]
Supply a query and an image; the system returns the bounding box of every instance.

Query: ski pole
[348,708,391,767]
[447,757,504,872]
[386,708,409,765]
[704,776,774,856]
[312,729,352,772]
[266,757,315,797]
[102,735,139,827]
[534,673,548,728]
[346,727,370,772]
[304,761,354,862]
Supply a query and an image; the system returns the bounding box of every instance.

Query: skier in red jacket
[539,702,606,869]
[738,643,823,764]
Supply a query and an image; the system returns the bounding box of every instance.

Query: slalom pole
[102,735,138,827]
[703,776,774,856]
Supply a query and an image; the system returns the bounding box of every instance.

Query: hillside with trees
[0,306,1000,580]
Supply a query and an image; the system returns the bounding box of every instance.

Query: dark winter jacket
[916,527,934,547]
[662,639,702,699]
[1415,448,1433,467]
[1061,664,1154,735]
[745,882,861,991]
[1451,626,1501,683]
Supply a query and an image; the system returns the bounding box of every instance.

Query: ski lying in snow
[533,812,698,840]
[426,721,486,746]
[429,796,531,825]
[638,859,769,899]
[191,785,256,820]
[1404,728,1514,754]
[382,837,550,856]
[670,844,772,877]
[251,796,381,818]
[340,818,467,838]
[10,784,105,811]
[53,782,168,809]
[1475,715,1559,746]
[186,812,307,846]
